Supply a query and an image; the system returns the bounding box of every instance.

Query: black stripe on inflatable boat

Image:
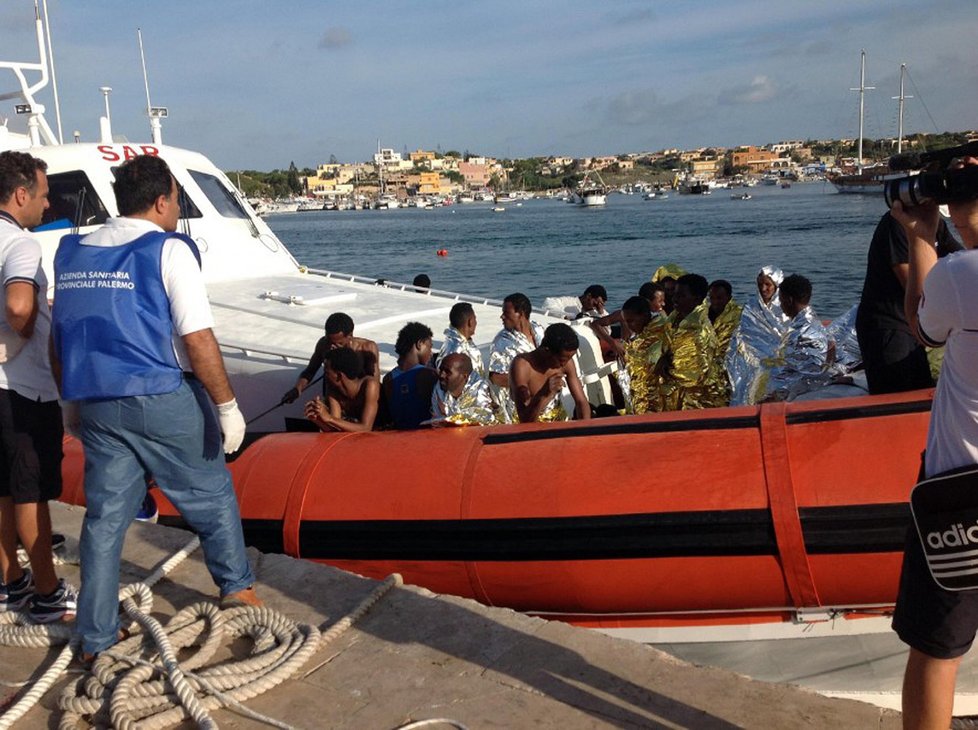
[786,398,932,424]
[225,503,909,561]
[800,502,910,553]
[483,415,760,445]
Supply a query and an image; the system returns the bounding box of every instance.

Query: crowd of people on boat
[280,256,881,433]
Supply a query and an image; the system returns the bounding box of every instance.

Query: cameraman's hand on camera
[891,199,940,247]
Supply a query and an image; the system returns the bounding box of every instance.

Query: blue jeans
[76,379,254,655]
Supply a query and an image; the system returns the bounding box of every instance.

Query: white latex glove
[216,399,246,454]
[60,400,81,439]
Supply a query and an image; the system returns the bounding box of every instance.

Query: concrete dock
[0,503,902,729]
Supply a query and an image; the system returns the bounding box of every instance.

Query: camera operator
[855,210,959,394]
[890,155,978,730]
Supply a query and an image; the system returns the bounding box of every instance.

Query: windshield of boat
[36,170,110,231]
[188,170,250,220]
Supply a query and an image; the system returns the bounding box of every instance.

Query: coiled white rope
[0,533,453,730]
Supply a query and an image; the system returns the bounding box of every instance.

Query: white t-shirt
[0,216,59,401]
[917,248,978,476]
[77,217,213,370]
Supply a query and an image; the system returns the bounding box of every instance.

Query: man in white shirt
[890,154,978,730]
[0,151,76,623]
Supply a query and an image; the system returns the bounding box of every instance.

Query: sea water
[268,182,890,319]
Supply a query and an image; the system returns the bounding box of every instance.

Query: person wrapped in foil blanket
[438,324,485,374]
[488,320,545,423]
[761,275,862,402]
[727,265,791,406]
[431,368,498,426]
[651,299,727,412]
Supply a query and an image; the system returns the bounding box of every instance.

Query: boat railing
[302,266,570,319]
[218,340,309,365]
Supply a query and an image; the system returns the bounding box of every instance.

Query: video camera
[884,140,978,209]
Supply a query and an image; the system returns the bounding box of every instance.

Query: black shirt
[857,211,959,333]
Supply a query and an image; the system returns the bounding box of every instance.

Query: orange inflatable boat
[60,389,929,635]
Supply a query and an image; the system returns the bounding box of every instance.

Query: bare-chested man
[304,347,380,432]
[283,312,380,403]
[510,323,591,423]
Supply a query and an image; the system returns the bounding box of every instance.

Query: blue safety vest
[52,230,200,400]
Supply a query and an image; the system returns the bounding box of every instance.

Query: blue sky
[3,1,976,170]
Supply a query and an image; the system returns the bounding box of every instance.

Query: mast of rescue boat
[39,0,63,143]
[0,1,57,147]
[138,28,167,145]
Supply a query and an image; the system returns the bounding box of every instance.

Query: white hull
[594,615,978,713]
[577,191,607,206]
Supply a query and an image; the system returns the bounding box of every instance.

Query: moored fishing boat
[574,170,607,206]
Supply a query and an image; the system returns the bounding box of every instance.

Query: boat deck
[0,503,903,729]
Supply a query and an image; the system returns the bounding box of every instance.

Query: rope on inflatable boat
[0,534,407,729]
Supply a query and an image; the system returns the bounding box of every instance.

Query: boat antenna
[40,0,63,143]
[72,187,87,235]
[850,50,875,173]
[137,28,166,145]
[892,63,912,155]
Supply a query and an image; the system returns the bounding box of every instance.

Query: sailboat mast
[851,50,875,172]
[892,63,912,155]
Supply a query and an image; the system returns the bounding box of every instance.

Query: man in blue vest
[52,154,258,660]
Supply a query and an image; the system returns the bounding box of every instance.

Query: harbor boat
[374,193,400,209]
[574,171,608,206]
[828,52,916,195]
[4,8,968,710]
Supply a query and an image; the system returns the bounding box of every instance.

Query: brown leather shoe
[220,586,263,609]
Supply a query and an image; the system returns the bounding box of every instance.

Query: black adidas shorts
[0,389,63,504]
[893,526,978,659]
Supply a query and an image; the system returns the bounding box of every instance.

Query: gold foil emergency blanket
[431,372,498,426]
[623,315,668,415]
[651,302,727,411]
[711,299,743,360]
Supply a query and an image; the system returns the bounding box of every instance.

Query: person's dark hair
[541,322,579,354]
[709,279,733,298]
[442,352,474,376]
[0,151,47,203]
[583,284,607,300]
[324,312,354,336]
[622,295,651,316]
[779,273,812,305]
[503,292,531,318]
[660,275,676,285]
[676,273,709,300]
[324,347,365,380]
[395,321,433,356]
[413,273,431,288]
[638,281,663,300]
[113,155,175,216]
[449,302,474,329]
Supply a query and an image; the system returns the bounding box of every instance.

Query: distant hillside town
[232,130,977,210]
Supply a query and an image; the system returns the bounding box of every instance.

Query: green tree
[286,161,301,195]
